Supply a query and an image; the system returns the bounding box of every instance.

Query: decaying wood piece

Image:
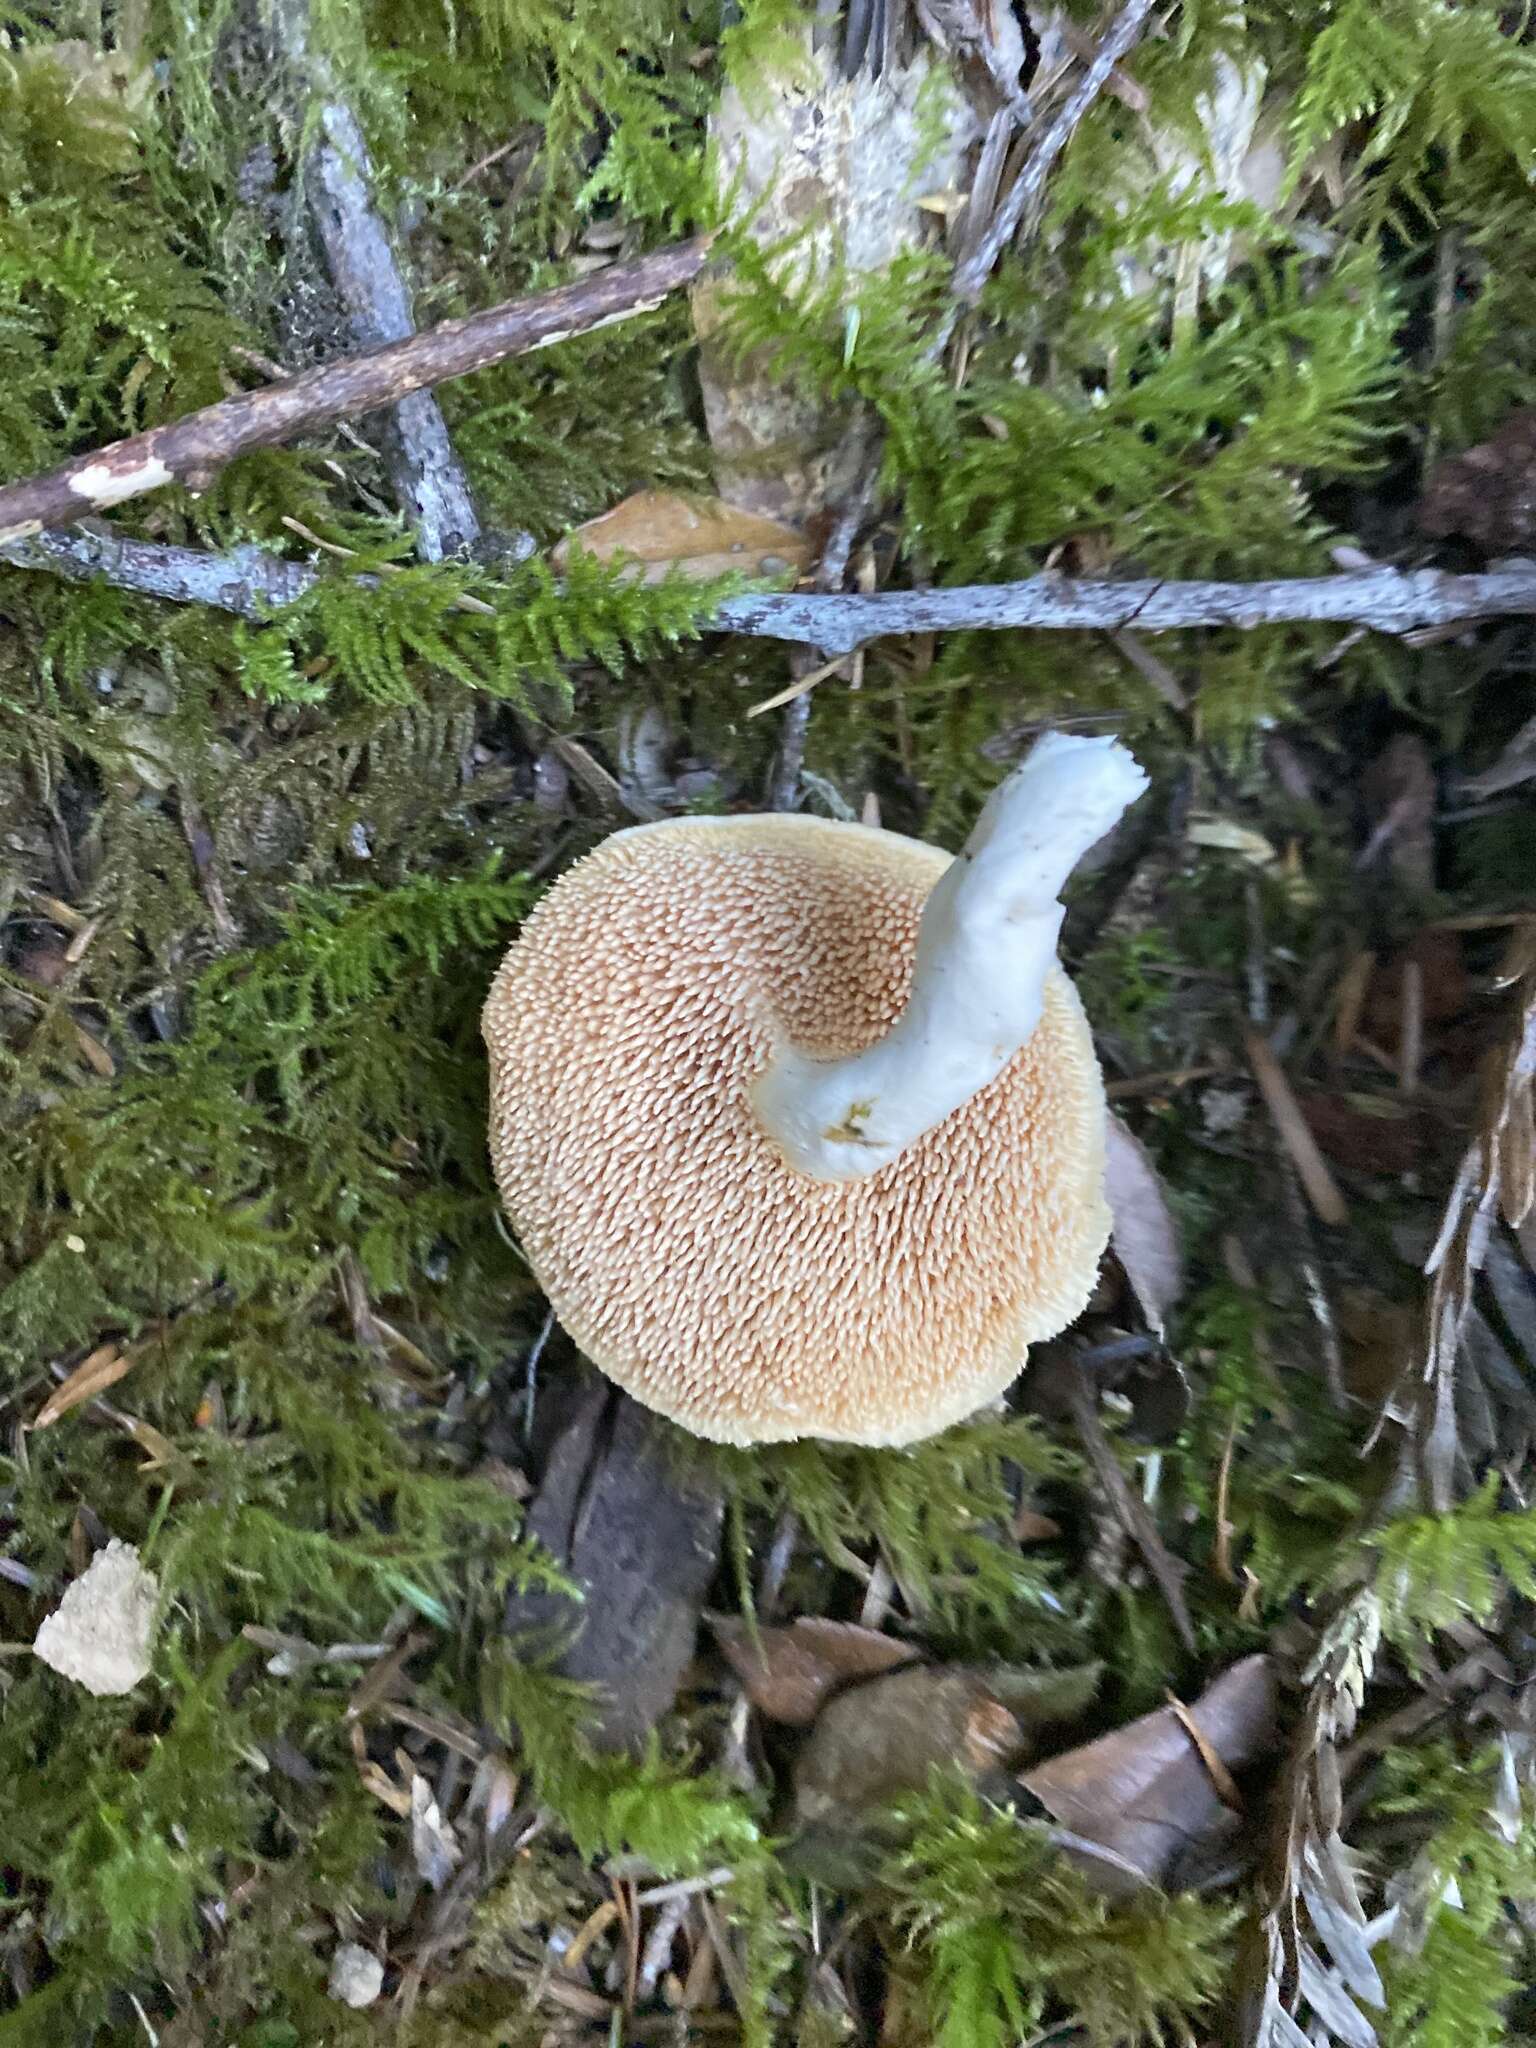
[502,1381,723,1751]
[0,237,712,545]
[696,31,975,527]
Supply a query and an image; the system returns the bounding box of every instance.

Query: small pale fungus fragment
[33,1537,158,1695]
[328,1943,385,2008]
[68,455,174,509]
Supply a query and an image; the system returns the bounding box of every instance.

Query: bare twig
[305,92,487,561]
[10,538,1536,657]
[1242,1025,1349,1228]
[0,237,712,544]
[714,563,1536,653]
[951,0,1157,304]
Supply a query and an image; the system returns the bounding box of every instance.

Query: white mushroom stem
[750,731,1149,1181]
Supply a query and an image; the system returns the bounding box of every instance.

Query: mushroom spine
[749,731,1149,1181]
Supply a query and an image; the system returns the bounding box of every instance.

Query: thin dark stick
[1063,1361,1196,1651]
[0,237,712,544]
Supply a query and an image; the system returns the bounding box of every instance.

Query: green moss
[880,1776,1237,2047]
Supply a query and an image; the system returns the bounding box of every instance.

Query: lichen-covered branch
[0,526,499,615]
[0,237,712,545]
[714,563,1536,652]
[8,536,1536,659]
[0,528,322,610]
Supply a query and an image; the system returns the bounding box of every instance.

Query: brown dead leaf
[1298,1092,1427,1176]
[965,1693,1025,1772]
[31,1343,132,1430]
[14,935,70,988]
[1011,1507,1063,1544]
[551,490,809,584]
[1020,1653,1279,1897]
[1363,929,1472,1042]
[1419,406,1536,548]
[793,1661,1100,1829]
[1164,1693,1243,1811]
[709,1615,918,1726]
[1339,1288,1419,1407]
[1104,1112,1184,1333]
[72,1021,116,1078]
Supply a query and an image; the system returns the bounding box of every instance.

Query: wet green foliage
[879,1775,1237,2048]
[1375,1744,1536,2048]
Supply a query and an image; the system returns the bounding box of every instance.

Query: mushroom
[483,731,1148,1446]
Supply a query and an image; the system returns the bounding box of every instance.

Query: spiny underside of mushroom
[483,811,1112,1448]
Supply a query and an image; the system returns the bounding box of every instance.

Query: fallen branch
[0,236,712,545]
[714,563,1536,652]
[1,528,320,612]
[8,535,1536,657]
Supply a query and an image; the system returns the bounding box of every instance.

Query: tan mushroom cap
[483,813,1110,1447]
